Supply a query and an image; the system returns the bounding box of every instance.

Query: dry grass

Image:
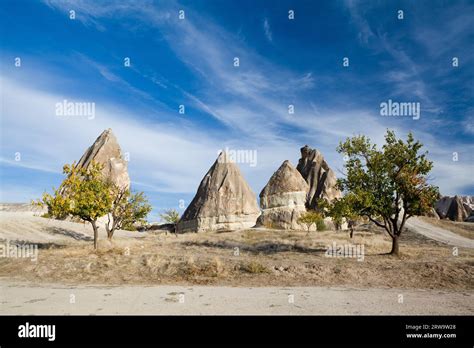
[0,224,473,290]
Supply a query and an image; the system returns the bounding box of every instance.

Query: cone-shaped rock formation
[177,151,260,233]
[76,128,130,190]
[256,160,309,229]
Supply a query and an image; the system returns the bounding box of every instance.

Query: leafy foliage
[105,185,152,238]
[35,161,152,248]
[298,210,326,233]
[319,196,359,230]
[36,162,112,221]
[159,209,181,224]
[35,162,112,249]
[333,130,439,255]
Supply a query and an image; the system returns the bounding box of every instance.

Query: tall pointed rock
[76,128,130,189]
[177,151,260,233]
[296,145,341,209]
[257,160,309,229]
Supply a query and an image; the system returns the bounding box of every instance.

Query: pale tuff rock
[435,195,473,222]
[176,151,260,233]
[296,145,342,208]
[76,128,130,190]
[257,160,309,229]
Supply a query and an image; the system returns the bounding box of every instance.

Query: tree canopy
[330,130,439,255]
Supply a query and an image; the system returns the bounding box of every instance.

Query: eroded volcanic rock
[256,160,309,229]
[296,145,341,209]
[76,128,130,189]
[435,195,473,222]
[176,151,260,233]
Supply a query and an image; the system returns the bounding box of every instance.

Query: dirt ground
[1,212,473,290]
[419,216,474,240]
[2,282,472,315]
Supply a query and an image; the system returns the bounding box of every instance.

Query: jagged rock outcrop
[435,196,453,219]
[435,195,473,222]
[256,160,309,229]
[176,152,260,233]
[296,145,341,209]
[446,196,470,222]
[76,128,130,189]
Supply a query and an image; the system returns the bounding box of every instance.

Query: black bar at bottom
[0,315,472,346]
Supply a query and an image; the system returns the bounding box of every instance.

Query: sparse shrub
[159,209,180,224]
[263,221,274,229]
[316,219,326,231]
[241,261,269,274]
[159,209,180,234]
[298,210,325,234]
[105,186,152,238]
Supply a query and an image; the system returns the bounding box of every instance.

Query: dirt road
[406,217,474,248]
[0,211,142,245]
[1,281,472,315]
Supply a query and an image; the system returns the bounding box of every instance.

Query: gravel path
[406,217,474,248]
[1,281,472,315]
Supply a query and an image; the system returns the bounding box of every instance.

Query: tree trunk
[106,226,114,240]
[91,220,99,249]
[173,224,178,237]
[390,235,399,256]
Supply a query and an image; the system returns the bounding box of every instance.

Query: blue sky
[1,0,473,221]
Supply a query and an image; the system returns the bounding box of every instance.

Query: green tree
[159,209,181,235]
[105,185,152,239]
[322,195,360,237]
[36,162,153,248]
[335,130,439,255]
[159,209,181,224]
[36,162,112,249]
[298,210,326,234]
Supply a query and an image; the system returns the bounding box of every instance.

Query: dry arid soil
[0,211,473,290]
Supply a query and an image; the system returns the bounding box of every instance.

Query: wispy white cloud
[463,110,474,135]
[0,76,307,200]
[263,18,272,42]
[343,1,460,130]
[43,0,314,140]
[5,0,471,203]
[1,76,219,193]
[344,0,374,44]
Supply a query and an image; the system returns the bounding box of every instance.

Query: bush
[241,261,269,274]
[298,210,325,233]
[159,209,180,224]
[316,219,326,231]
